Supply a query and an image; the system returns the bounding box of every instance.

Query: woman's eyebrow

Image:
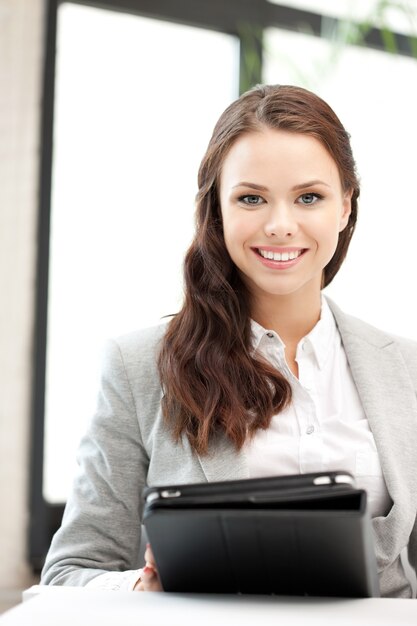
[292,179,331,191]
[232,182,269,191]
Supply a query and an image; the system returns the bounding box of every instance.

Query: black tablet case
[143,471,380,597]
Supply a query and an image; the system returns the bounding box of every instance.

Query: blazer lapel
[328,298,417,515]
[197,433,249,482]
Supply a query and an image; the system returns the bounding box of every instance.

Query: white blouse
[244,297,392,519]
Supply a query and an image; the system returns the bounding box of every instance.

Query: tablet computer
[143,471,379,597]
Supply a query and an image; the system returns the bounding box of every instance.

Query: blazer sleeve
[409,515,417,581]
[41,337,149,586]
[398,336,417,588]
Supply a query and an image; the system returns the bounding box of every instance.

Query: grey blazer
[41,298,417,598]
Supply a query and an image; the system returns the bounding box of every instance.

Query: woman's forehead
[220,129,341,189]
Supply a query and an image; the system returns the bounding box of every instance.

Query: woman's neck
[251,291,322,348]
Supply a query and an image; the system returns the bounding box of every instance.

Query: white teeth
[258,249,302,261]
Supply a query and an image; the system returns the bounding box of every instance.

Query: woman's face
[219,128,352,303]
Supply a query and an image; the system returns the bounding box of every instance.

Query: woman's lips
[252,246,307,269]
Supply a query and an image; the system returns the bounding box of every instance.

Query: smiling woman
[41,84,417,599]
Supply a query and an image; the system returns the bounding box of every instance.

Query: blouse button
[306,425,315,435]
[266,332,274,339]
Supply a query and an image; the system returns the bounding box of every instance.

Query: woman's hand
[134,544,163,591]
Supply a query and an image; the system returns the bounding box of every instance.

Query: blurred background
[1,0,417,608]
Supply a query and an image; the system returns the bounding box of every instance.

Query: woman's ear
[339,189,353,232]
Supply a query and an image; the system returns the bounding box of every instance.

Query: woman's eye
[298,193,322,205]
[238,194,264,206]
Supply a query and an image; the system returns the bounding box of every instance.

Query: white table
[0,585,416,625]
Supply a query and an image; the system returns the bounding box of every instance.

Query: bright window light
[267,0,417,35]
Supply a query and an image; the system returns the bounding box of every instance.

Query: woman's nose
[263,204,297,238]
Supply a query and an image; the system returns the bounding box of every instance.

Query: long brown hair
[158,84,360,455]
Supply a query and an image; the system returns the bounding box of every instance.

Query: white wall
[0,0,45,589]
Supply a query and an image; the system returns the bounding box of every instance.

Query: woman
[41,84,417,598]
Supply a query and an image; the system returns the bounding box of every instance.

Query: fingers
[142,564,163,591]
[135,565,163,592]
[134,544,163,592]
[144,543,156,568]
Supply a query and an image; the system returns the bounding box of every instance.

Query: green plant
[238,0,417,93]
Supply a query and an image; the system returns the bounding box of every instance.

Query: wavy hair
[158,84,360,455]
